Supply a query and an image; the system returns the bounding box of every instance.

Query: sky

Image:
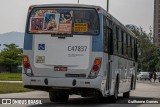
[0,0,154,34]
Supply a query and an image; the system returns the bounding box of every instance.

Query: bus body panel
[23,49,106,95]
[23,48,104,82]
[31,34,92,78]
[109,55,136,95]
[22,74,103,89]
[34,34,91,70]
[23,33,33,50]
[23,35,104,78]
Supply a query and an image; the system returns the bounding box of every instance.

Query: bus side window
[134,39,138,62]
[123,33,127,56]
[118,29,122,55]
[103,16,108,52]
[131,37,134,59]
[107,28,112,54]
[103,16,113,54]
[128,35,131,58]
[121,31,124,55]
[113,26,118,54]
[126,34,128,56]
[104,28,112,52]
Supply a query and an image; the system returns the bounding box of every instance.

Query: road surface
[0,82,160,107]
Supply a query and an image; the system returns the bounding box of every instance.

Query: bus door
[103,16,113,91]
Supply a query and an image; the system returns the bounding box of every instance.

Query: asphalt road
[0,82,160,107]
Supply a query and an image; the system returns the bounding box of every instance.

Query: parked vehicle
[137,72,149,80]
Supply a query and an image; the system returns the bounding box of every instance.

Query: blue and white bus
[23,4,138,103]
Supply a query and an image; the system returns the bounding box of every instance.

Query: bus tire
[123,76,133,98]
[130,75,134,90]
[59,93,69,102]
[98,97,109,103]
[49,91,58,102]
[123,91,130,98]
[49,91,69,102]
[109,78,119,103]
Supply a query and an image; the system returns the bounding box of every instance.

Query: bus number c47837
[68,46,87,52]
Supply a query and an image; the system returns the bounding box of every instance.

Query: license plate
[54,66,67,71]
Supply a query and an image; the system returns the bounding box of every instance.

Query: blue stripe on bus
[92,14,103,52]
[23,33,33,50]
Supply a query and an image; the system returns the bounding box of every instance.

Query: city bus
[23,4,138,103]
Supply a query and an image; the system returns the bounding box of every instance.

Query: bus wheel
[123,91,130,98]
[58,93,69,102]
[98,97,109,103]
[49,91,69,102]
[109,81,118,103]
[123,76,132,98]
[130,75,134,90]
[49,91,58,102]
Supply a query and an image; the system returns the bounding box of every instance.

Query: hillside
[0,32,24,50]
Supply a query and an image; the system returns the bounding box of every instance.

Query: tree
[0,44,22,72]
[126,24,160,72]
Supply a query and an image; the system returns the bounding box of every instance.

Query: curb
[0,81,22,83]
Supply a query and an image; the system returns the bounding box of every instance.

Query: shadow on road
[27,96,156,107]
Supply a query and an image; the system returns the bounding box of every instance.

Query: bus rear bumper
[22,74,103,91]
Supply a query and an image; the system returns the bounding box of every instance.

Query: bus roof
[30,4,101,9]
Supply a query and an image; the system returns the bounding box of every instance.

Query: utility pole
[107,0,109,12]
[78,0,79,4]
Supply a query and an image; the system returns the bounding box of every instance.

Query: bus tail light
[23,56,29,62]
[88,58,102,79]
[23,56,34,76]
[24,63,30,68]
[93,65,99,71]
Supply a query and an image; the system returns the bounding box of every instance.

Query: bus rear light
[88,58,102,79]
[93,65,99,71]
[24,63,30,69]
[26,69,31,74]
[23,56,29,62]
[94,59,101,65]
[23,55,34,76]
[26,69,33,76]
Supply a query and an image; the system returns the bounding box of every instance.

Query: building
[154,0,160,47]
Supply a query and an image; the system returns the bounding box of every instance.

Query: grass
[0,72,22,81]
[0,82,33,94]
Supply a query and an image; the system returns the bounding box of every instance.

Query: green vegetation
[127,25,160,72]
[0,83,32,94]
[0,44,22,72]
[0,72,22,81]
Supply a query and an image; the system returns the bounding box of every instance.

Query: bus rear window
[28,8,99,35]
